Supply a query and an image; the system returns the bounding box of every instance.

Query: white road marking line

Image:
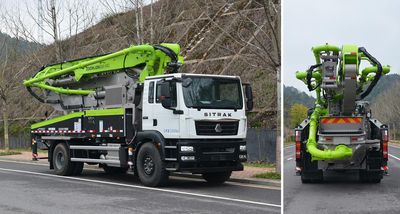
[0,166,281,208]
[170,175,280,190]
[284,155,293,159]
[389,154,400,161]
[287,158,293,161]
[0,159,279,190]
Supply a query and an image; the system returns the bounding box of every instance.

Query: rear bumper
[166,139,246,173]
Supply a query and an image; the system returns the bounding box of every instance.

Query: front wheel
[53,143,74,176]
[202,171,232,184]
[72,162,84,175]
[136,142,169,187]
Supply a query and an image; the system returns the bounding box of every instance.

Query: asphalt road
[284,144,400,214]
[0,160,280,214]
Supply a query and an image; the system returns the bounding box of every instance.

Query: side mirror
[159,81,172,109]
[244,84,253,111]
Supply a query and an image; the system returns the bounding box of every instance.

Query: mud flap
[360,150,383,183]
[301,150,323,183]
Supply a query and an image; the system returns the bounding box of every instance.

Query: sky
[0,0,147,43]
[283,0,400,95]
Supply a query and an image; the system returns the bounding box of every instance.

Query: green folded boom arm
[23,43,184,96]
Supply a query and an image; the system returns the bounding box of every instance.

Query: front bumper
[165,139,246,173]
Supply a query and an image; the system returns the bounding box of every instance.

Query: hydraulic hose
[153,44,181,73]
[306,106,353,161]
[358,47,382,99]
[306,64,322,91]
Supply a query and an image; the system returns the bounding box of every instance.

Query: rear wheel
[137,142,169,187]
[360,150,383,183]
[72,162,84,175]
[202,171,232,184]
[53,143,74,176]
[301,170,323,183]
[359,170,381,183]
[301,144,323,183]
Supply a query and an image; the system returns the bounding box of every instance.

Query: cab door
[142,80,181,139]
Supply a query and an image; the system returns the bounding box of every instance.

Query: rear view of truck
[294,44,389,183]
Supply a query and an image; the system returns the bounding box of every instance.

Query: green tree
[289,103,308,128]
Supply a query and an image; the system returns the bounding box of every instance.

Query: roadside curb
[172,172,281,187]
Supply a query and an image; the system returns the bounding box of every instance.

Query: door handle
[143,116,148,119]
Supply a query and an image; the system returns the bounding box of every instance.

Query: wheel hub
[143,155,155,175]
[55,152,65,169]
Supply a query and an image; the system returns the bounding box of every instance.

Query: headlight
[180,146,194,152]
[240,145,246,151]
[181,156,195,161]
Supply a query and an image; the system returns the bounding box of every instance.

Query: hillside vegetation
[283,85,314,127]
[369,74,400,125]
[3,0,279,131]
[0,32,42,61]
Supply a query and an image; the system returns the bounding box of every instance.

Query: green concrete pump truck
[24,43,253,187]
[295,44,390,183]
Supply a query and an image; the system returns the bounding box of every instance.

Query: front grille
[195,121,239,136]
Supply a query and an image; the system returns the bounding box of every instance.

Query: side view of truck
[24,43,253,187]
[295,44,389,183]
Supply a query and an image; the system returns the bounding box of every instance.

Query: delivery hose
[306,106,353,160]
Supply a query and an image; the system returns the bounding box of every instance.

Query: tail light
[295,130,301,159]
[382,129,388,160]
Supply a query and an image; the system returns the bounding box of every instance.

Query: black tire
[72,162,84,176]
[103,165,129,174]
[202,171,232,184]
[136,142,169,187]
[301,170,323,184]
[359,170,381,183]
[53,143,74,176]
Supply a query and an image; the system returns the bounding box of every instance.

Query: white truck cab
[138,73,252,175]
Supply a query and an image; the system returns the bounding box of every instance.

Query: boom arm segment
[23,43,184,96]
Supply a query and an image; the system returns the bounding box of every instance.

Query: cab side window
[156,81,177,107]
[148,81,154,103]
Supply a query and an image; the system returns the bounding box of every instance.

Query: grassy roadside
[0,150,22,156]
[390,140,400,146]
[243,161,281,180]
[244,161,275,168]
[254,172,281,180]
[0,147,47,156]
[12,147,47,154]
